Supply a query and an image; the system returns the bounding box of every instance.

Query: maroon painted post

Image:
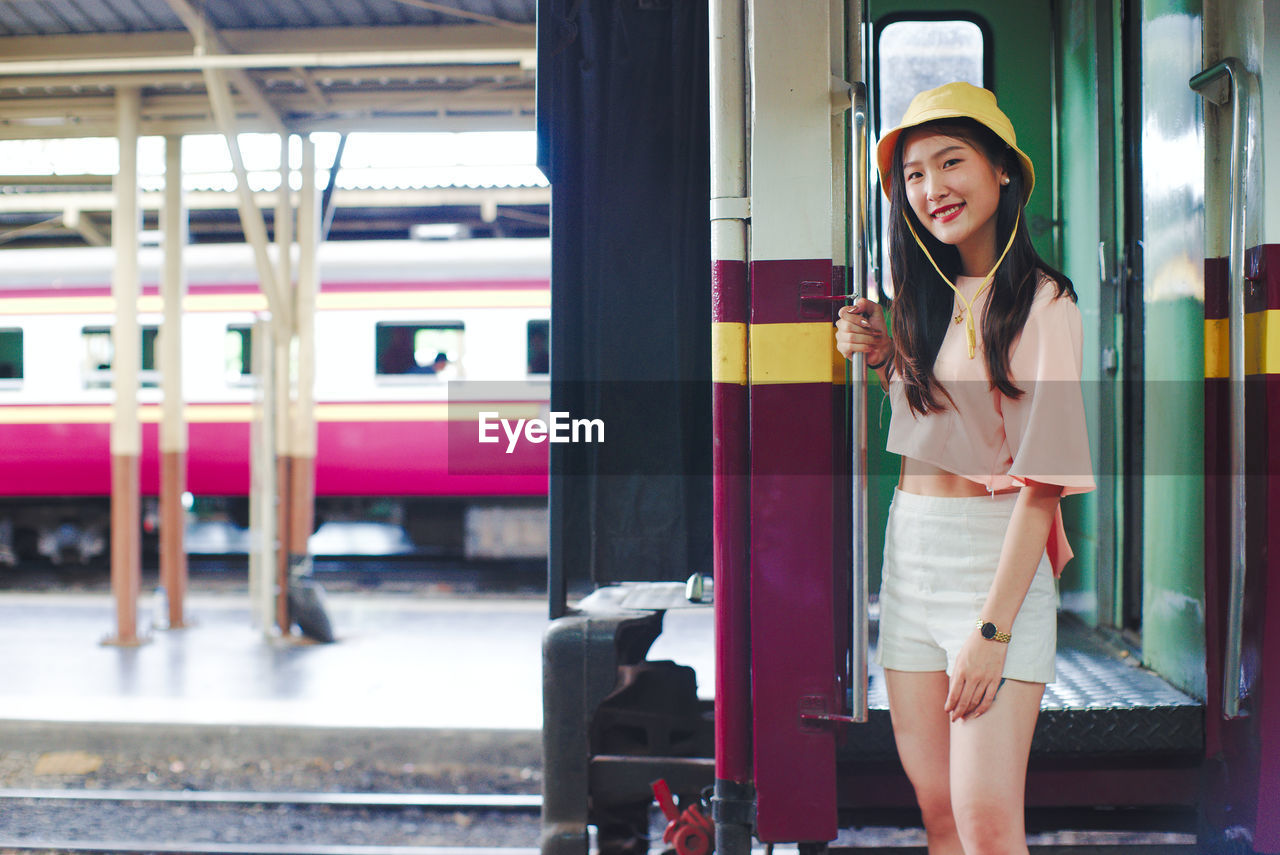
[711,259,751,777]
[743,2,842,844]
[1202,245,1280,853]
[748,259,840,844]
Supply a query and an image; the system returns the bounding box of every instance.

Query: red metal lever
[652,778,680,822]
[650,779,715,855]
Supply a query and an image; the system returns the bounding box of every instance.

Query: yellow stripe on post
[1204,310,1280,378]
[1257,309,1280,375]
[1204,317,1228,379]
[712,322,748,385]
[1246,311,1264,376]
[749,322,843,385]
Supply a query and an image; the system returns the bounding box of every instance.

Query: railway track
[0,844,541,855]
[0,789,545,855]
[0,789,541,810]
[0,789,1199,855]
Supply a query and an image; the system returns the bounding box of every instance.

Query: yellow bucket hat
[876,81,1034,203]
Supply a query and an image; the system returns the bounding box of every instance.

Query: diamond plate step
[840,614,1203,761]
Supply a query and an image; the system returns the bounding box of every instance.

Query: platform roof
[0,0,536,34]
[0,0,543,247]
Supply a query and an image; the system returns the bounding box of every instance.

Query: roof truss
[0,25,534,138]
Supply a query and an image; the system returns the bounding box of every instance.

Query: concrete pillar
[106,86,143,647]
[291,135,320,567]
[159,134,189,630]
[273,133,294,635]
[248,320,278,635]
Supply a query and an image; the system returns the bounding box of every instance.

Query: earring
[1001,176,1010,186]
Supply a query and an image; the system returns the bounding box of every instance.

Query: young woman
[835,82,1095,854]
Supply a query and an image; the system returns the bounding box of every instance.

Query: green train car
[538,0,1278,853]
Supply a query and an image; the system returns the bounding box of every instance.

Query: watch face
[980,621,997,640]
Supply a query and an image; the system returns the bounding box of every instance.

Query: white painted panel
[0,240,550,407]
[749,1,833,262]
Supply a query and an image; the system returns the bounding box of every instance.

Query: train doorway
[862,0,1169,660]
[843,0,1207,840]
[851,1,1280,849]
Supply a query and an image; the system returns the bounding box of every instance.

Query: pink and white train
[0,238,550,565]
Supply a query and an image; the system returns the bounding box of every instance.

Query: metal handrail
[1189,58,1257,719]
[849,81,870,723]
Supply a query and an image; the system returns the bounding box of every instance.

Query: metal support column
[105,86,144,647]
[159,133,189,630]
[709,1,754,854]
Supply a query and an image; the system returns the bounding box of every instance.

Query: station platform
[0,588,714,732]
[0,589,1199,851]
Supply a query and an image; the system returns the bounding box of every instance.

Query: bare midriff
[897,456,1019,498]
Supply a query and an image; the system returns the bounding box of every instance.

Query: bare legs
[884,670,961,854]
[884,669,1043,855]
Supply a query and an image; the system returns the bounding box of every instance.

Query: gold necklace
[902,211,1020,359]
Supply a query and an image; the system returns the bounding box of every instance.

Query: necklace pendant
[954,311,964,325]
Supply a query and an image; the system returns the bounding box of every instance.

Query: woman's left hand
[945,630,1008,722]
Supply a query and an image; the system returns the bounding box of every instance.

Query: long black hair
[885,117,1075,415]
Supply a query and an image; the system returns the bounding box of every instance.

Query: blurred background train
[0,237,550,568]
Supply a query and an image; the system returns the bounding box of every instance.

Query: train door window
[0,328,22,387]
[83,325,160,388]
[375,322,463,380]
[875,16,990,298]
[526,319,549,375]
[225,325,254,382]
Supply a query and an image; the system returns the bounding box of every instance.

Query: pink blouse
[886,272,1096,576]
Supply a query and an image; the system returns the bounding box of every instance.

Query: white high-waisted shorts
[874,488,1058,684]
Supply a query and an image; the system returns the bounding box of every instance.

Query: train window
[875,16,989,298]
[375,322,463,378]
[527,320,549,375]
[142,327,159,373]
[0,328,21,384]
[225,325,254,379]
[82,325,160,388]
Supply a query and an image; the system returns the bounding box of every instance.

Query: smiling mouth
[931,203,964,223]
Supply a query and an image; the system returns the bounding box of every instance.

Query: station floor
[0,589,715,731]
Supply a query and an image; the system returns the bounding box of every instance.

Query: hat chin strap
[902,210,1020,359]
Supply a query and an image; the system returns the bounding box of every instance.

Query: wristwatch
[976,619,1011,643]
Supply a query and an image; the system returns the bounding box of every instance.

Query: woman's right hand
[835,298,891,365]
